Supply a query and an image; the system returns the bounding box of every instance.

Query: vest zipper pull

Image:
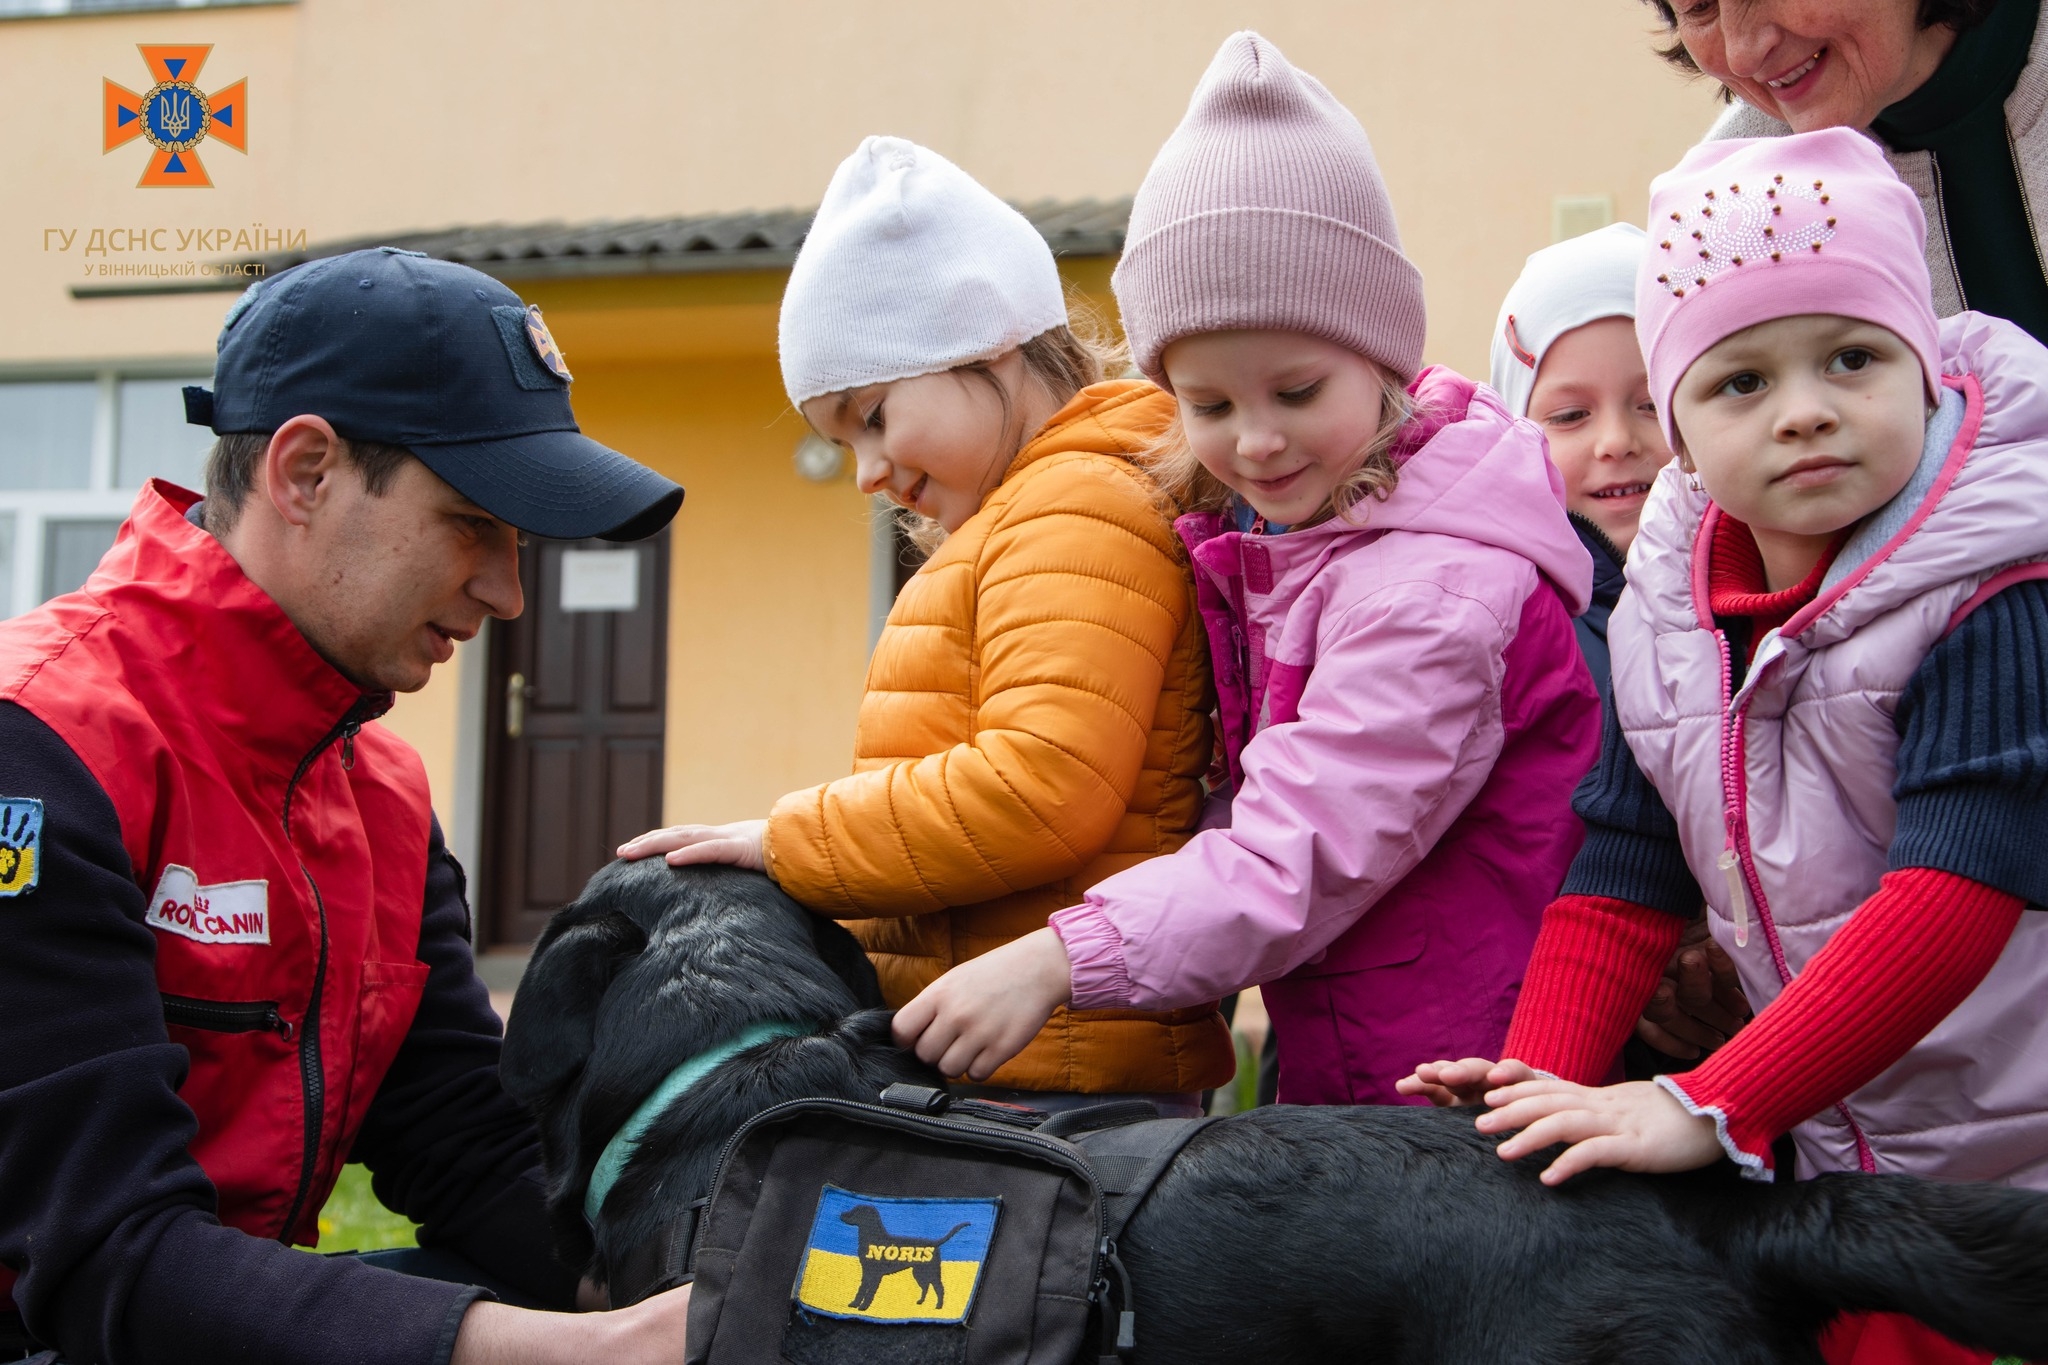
[341,723,361,771]
[1717,848,1750,948]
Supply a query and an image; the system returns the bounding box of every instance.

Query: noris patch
[0,799,42,897]
[792,1186,1000,1325]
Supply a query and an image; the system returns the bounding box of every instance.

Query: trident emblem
[158,89,193,142]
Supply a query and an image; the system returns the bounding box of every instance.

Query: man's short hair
[202,431,416,536]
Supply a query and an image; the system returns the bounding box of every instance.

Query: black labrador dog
[500,860,2048,1364]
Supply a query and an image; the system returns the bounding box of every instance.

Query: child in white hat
[621,136,1234,1112]
[1489,224,1674,704]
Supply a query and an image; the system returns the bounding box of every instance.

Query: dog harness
[585,1019,810,1220]
[619,1083,1214,1364]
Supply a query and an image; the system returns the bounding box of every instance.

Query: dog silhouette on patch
[840,1204,972,1312]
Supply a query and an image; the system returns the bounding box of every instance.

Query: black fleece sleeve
[349,819,578,1308]
[1558,686,1704,916]
[0,702,481,1365]
[1891,577,2048,904]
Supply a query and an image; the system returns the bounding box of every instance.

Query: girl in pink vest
[1405,128,2048,1211]
[891,30,1600,1105]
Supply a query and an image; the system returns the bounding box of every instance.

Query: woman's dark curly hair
[1644,0,1999,83]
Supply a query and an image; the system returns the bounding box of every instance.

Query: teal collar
[583,1019,809,1222]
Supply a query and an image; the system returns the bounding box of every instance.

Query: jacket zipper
[1927,155,1971,311]
[162,993,294,1040]
[274,696,381,1243]
[1717,636,1877,1173]
[2005,126,2048,289]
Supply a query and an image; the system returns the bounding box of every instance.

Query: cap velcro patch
[491,305,571,391]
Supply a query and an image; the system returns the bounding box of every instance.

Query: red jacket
[0,482,431,1245]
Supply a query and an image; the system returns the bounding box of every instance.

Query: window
[0,372,212,617]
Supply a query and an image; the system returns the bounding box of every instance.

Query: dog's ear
[501,910,647,1105]
[808,912,887,1011]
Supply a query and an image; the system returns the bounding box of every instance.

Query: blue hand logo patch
[0,799,43,897]
[793,1186,999,1325]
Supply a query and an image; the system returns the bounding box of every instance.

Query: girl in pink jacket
[893,31,1600,1105]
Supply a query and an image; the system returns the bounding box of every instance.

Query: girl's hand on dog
[893,928,1073,1080]
[617,820,767,871]
[1476,1077,1723,1185]
[1396,1057,1538,1106]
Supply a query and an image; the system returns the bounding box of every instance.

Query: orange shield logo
[104,45,248,188]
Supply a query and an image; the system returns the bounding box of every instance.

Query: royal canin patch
[145,864,270,944]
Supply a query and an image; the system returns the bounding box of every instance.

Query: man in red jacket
[0,247,692,1365]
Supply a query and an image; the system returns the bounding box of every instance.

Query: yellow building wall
[6,1,1716,376]
[7,0,1719,862]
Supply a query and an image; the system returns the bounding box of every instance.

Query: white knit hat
[1487,222,1647,418]
[778,136,1069,407]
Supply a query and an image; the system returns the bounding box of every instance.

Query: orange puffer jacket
[765,380,1233,1094]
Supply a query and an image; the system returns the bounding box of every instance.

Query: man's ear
[263,415,348,531]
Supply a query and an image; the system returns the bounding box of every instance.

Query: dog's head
[840,1205,886,1234]
[499,859,937,1284]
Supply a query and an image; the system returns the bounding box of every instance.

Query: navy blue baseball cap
[183,246,683,541]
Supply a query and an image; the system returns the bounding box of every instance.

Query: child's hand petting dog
[1476,1077,1724,1185]
[893,927,1073,1081]
[617,820,767,871]
[1396,1057,1540,1106]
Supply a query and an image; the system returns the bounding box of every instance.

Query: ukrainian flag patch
[0,799,42,897]
[793,1186,1000,1325]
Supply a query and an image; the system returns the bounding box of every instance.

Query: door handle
[506,672,527,739]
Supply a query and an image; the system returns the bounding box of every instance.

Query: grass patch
[311,1163,419,1252]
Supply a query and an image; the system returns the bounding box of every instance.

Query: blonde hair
[894,294,1130,555]
[1146,369,1418,527]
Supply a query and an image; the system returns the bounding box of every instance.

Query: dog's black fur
[501,860,2048,1364]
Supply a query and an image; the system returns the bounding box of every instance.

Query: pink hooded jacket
[1049,369,1600,1104]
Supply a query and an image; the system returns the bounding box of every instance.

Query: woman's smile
[1765,46,1827,95]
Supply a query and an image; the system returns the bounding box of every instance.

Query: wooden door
[480,532,668,947]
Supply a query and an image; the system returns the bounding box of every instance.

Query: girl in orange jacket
[620,136,1234,1109]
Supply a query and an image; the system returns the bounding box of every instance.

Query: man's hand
[616,821,767,872]
[892,928,1073,1081]
[452,1282,691,1365]
[1396,1057,1539,1107]
[1474,1077,1724,1185]
[1636,918,1751,1059]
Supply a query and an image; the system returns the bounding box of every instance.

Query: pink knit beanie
[1638,127,1941,450]
[1112,31,1426,388]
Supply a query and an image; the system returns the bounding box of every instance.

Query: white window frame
[0,362,213,618]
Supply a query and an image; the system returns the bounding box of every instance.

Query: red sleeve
[1502,894,1685,1084]
[1662,867,2023,1176]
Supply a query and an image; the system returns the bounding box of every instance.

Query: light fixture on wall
[1552,194,1615,242]
[793,432,846,482]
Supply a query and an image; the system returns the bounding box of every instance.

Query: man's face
[290,456,524,693]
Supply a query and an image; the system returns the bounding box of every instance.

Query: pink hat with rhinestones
[1637,126,1941,450]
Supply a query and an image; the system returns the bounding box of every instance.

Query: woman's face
[1671,0,1959,131]
[1527,317,1674,556]
[804,352,1027,533]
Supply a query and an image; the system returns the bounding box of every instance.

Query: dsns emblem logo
[793,1186,1000,1325]
[103,45,248,188]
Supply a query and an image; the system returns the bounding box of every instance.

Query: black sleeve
[0,702,482,1365]
[349,819,579,1308]
[1891,577,2048,905]
[1558,686,1704,915]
